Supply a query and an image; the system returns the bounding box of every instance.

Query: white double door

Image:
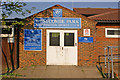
[47,30,77,65]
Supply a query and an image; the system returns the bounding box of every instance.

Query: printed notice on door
[24,29,42,50]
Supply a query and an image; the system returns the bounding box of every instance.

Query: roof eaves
[88,10,118,19]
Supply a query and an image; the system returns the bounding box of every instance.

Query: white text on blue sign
[34,18,81,28]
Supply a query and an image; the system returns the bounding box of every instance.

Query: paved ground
[13,65,102,78]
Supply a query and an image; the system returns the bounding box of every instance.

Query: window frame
[0,27,14,38]
[105,28,120,38]
[49,32,60,46]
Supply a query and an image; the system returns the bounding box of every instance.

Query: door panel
[47,30,64,65]
[63,31,77,65]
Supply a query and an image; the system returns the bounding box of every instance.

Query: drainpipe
[16,25,19,69]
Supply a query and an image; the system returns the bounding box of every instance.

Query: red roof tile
[88,10,120,21]
[73,8,118,15]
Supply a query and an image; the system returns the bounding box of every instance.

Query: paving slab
[13,65,102,78]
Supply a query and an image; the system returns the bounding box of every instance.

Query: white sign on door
[83,29,90,36]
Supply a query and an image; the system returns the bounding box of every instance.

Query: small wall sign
[79,37,93,43]
[8,38,14,43]
[53,9,62,17]
[83,29,90,36]
[24,29,42,50]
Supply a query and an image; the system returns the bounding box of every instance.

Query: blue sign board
[24,29,42,50]
[53,9,62,17]
[79,37,93,43]
[34,18,81,28]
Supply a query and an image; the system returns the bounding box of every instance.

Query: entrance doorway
[46,30,77,65]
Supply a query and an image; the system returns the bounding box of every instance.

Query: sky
[2,0,120,2]
[1,2,119,19]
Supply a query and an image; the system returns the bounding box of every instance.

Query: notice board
[24,29,42,50]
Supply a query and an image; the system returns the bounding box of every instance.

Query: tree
[1,2,33,19]
[0,1,35,73]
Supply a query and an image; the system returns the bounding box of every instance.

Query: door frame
[46,30,78,65]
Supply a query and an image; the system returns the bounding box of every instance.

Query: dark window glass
[118,30,120,35]
[64,33,74,46]
[107,30,120,35]
[0,28,12,34]
[107,30,115,35]
[50,32,60,46]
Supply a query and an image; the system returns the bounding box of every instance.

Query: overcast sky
[1,2,119,19]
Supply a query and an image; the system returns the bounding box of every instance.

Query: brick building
[2,5,119,68]
[19,5,97,67]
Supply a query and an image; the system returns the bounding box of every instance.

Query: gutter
[95,20,120,23]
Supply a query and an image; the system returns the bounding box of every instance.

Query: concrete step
[13,66,103,78]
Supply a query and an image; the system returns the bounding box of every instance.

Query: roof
[73,8,118,15]
[73,8,119,22]
[88,10,120,21]
[26,4,97,24]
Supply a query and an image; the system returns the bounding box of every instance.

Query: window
[105,28,120,38]
[0,27,14,37]
[0,28,12,34]
[49,32,60,46]
[64,33,74,46]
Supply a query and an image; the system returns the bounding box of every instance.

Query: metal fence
[104,46,120,78]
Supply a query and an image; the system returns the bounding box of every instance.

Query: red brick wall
[78,20,96,66]
[95,25,119,63]
[19,28,46,67]
[19,5,97,67]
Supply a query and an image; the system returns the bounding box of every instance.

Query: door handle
[75,43,77,46]
[62,47,63,50]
